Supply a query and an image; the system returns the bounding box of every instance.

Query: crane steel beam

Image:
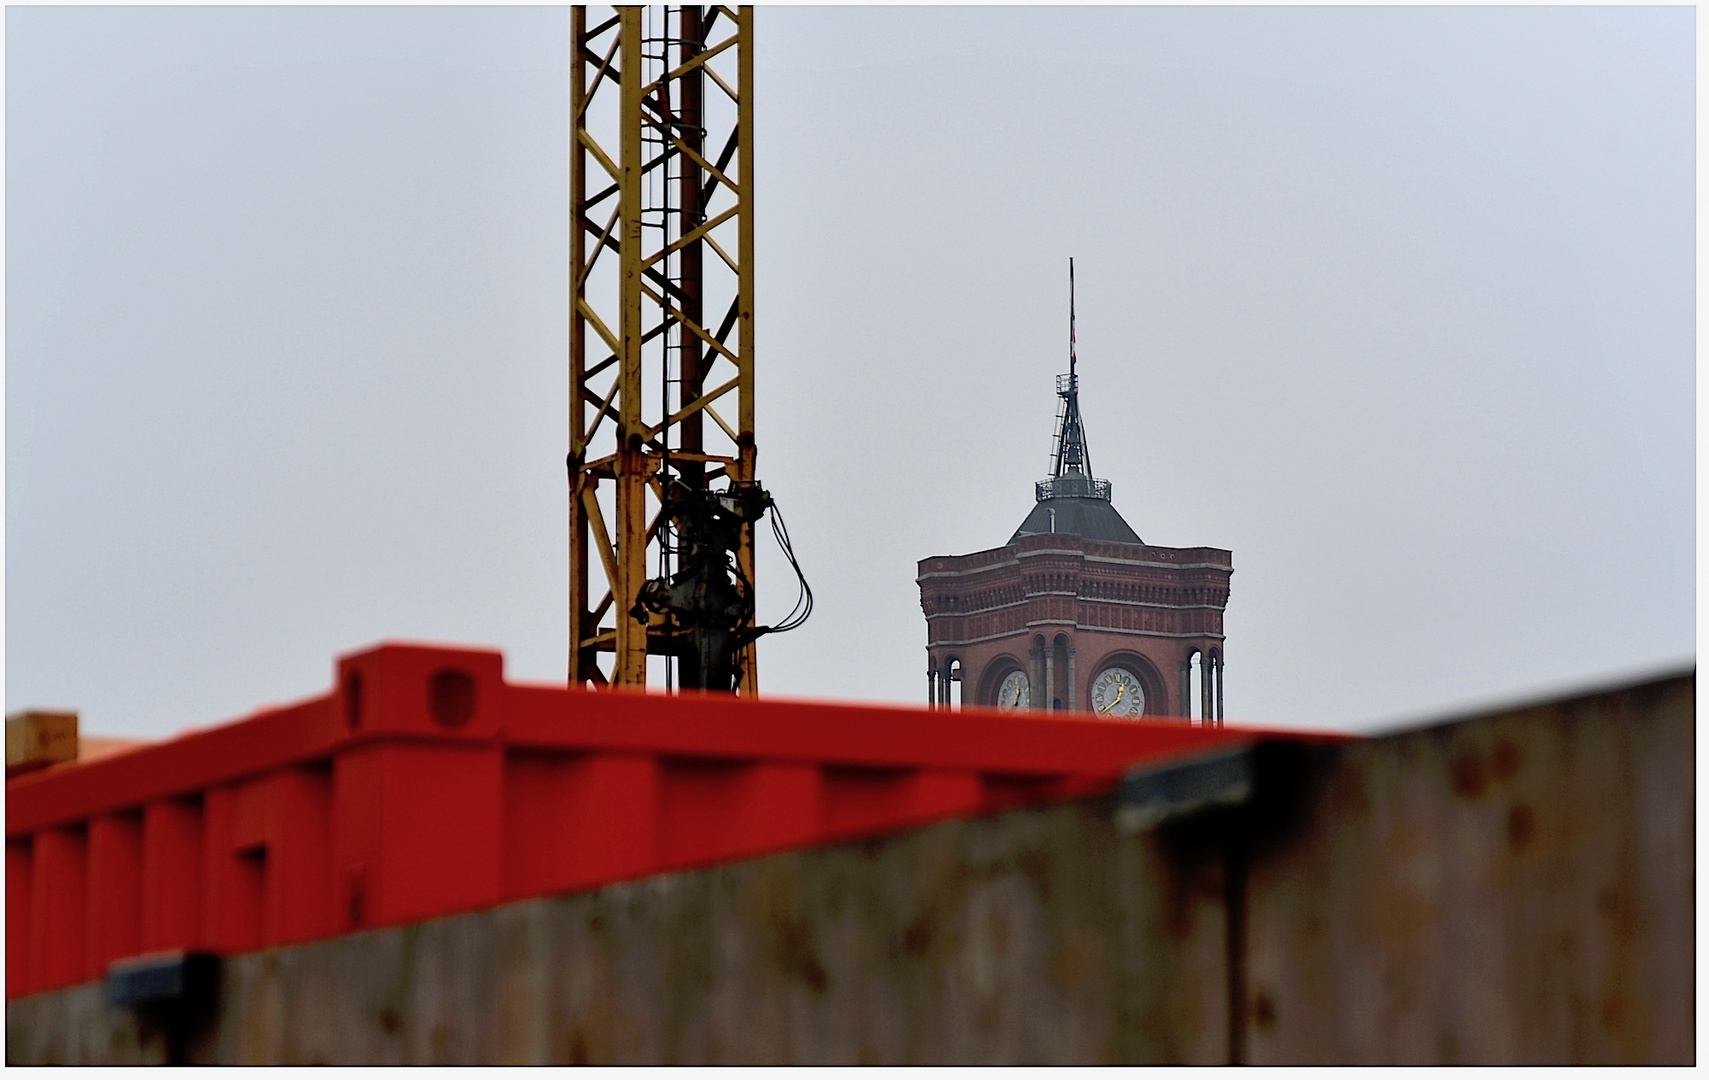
[570,6,758,693]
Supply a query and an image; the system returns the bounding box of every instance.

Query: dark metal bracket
[1115,744,1255,833]
[106,951,221,1064]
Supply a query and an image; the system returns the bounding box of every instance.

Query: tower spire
[1042,258,1104,502]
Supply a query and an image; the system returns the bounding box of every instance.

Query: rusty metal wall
[1240,674,1694,1064]
[7,800,1229,1065]
[6,671,1691,1064]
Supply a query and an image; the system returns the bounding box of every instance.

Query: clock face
[1091,667,1145,718]
[996,670,1030,711]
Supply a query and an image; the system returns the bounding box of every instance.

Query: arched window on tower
[948,657,963,710]
[1206,648,1223,725]
[1184,648,1204,722]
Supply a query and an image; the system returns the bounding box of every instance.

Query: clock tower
[917,265,1232,723]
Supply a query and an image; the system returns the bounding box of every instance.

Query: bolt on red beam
[7,642,1334,998]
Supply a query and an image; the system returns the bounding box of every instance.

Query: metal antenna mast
[570,7,759,693]
[1049,258,1093,483]
[1069,256,1077,380]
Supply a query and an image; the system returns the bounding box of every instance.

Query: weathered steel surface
[7,671,1691,1064]
[5,981,160,1064]
[1241,674,1693,1064]
[7,797,1227,1064]
[210,800,1224,1064]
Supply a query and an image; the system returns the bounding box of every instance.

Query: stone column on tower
[1066,646,1077,712]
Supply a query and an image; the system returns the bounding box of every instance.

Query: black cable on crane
[754,500,812,637]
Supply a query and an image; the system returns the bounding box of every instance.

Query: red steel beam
[7,641,1345,999]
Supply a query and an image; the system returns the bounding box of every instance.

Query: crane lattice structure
[570,6,757,692]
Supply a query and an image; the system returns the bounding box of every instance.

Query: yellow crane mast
[569,6,773,695]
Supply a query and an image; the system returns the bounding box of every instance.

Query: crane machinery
[569,6,808,695]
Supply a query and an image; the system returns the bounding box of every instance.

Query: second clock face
[1091,667,1145,718]
[996,670,1030,711]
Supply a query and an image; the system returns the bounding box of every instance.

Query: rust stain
[773,914,829,994]
[1049,933,1099,993]
[1596,887,1639,942]
[749,865,831,994]
[1506,804,1536,851]
[901,914,934,958]
[1601,992,1628,1032]
[429,1024,453,1063]
[1325,762,1373,817]
[1450,749,1486,799]
[1250,989,1276,1032]
[1491,740,1521,782]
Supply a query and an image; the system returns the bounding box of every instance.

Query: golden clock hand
[1097,684,1124,714]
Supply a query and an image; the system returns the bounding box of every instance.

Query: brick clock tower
[917,266,1232,723]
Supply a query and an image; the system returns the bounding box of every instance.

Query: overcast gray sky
[6,6,1694,740]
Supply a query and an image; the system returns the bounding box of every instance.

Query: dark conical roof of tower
[1008,259,1143,546]
[1009,495,1142,544]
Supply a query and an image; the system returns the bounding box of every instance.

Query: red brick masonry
[919,532,1233,715]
